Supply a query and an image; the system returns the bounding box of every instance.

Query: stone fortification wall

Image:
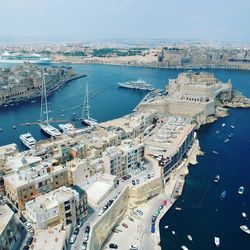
[129,175,163,205]
[88,187,129,250]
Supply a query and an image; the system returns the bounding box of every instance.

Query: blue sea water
[0,64,250,249]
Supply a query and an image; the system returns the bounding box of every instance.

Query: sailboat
[39,69,61,137]
[81,82,98,127]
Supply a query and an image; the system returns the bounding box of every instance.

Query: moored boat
[214,175,220,183]
[238,186,244,194]
[214,237,220,247]
[242,212,247,218]
[181,246,189,250]
[220,190,226,199]
[59,123,75,134]
[240,225,250,234]
[187,235,192,241]
[20,132,36,149]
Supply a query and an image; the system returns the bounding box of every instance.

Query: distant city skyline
[1,0,250,43]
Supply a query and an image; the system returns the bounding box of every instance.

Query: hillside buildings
[25,185,87,230]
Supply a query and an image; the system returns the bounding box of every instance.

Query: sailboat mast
[43,69,49,125]
[81,82,90,120]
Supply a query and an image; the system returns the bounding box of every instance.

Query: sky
[0,0,249,43]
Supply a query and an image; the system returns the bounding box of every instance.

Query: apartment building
[4,162,68,210]
[102,141,145,176]
[25,185,87,230]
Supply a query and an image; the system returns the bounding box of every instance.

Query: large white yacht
[59,123,76,134]
[19,133,36,149]
[39,123,61,137]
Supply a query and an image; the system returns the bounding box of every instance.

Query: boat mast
[41,68,49,125]
[81,82,90,120]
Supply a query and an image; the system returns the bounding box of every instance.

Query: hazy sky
[1,0,249,42]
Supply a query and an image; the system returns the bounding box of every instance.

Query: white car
[130,244,138,250]
[84,233,89,241]
[98,209,104,216]
[25,222,32,230]
[136,209,143,216]
[69,235,77,244]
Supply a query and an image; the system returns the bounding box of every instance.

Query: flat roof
[86,181,112,205]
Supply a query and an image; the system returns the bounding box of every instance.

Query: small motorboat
[164,225,169,229]
[224,139,229,143]
[238,186,244,195]
[175,207,182,211]
[214,237,220,247]
[214,175,220,183]
[216,130,220,134]
[220,190,226,200]
[172,230,175,235]
[181,246,189,250]
[240,225,250,234]
[222,123,226,127]
[187,235,192,241]
[242,212,247,218]
[213,151,219,155]
[230,125,235,129]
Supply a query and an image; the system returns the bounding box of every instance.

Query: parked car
[98,209,104,216]
[84,233,89,241]
[132,180,136,185]
[73,227,79,235]
[23,245,29,250]
[136,209,143,216]
[136,179,139,185]
[77,219,83,228]
[20,215,27,223]
[122,223,128,228]
[25,223,32,230]
[147,174,151,179]
[109,243,118,249]
[26,237,33,246]
[130,244,138,250]
[85,225,90,234]
[69,235,77,244]
[162,200,167,206]
[29,228,35,236]
[82,241,87,250]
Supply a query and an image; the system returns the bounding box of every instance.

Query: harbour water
[0,64,250,249]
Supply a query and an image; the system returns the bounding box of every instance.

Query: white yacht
[39,123,61,137]
[181,246,189,250]
[20,133,36,149]
[39,69,61,137]
[214,237,220,247]
[59,123,75,134]
[222,123,226,127]
[81,82,98,127]
[172,230,175,235]
[187,235,192,241]
[240,225,250,234]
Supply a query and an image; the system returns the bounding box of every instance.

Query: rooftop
[0,204,14,236]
